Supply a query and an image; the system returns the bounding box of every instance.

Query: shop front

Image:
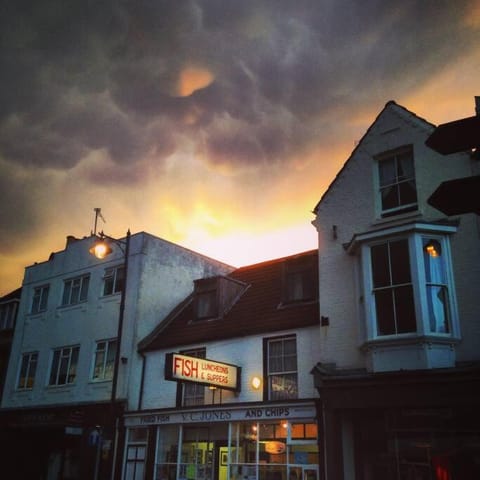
[123,402,320,480]
[0,401,121,479]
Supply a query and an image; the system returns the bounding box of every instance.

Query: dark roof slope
[139,250,319,352]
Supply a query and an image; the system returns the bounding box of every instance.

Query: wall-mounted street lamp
[90,229,131,480]
[89,230,131,404]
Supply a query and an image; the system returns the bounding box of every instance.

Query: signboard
[165,353,241,392]
[124,403,317,427]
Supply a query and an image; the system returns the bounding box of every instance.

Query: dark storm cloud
[0,0,477,172]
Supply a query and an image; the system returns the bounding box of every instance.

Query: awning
[425,115,480,154]
[427,175,480,216]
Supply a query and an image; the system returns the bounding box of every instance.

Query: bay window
[359,223,459,341]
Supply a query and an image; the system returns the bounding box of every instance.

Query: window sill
[362,334,460,350]
[372,209,422,227]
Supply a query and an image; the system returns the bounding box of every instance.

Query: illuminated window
[17,352,38,389]
[377,146,417,217]
[423,239,449,333]
[266,336,298,400]
[359,225,458,340]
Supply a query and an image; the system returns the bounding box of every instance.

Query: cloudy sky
[1,0,479,295]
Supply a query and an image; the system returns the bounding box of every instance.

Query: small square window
[193,278,218,320]
[283,257,316,304]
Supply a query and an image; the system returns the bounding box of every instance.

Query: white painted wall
[140,326,320,410]
[313,102,480,370]
[1,233,232,411]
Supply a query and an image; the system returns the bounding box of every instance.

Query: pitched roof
[312,100,435,214]
[139,250,319,352]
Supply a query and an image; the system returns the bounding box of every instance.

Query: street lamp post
[90,229,131,479]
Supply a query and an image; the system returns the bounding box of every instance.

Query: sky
[1,0,479,296]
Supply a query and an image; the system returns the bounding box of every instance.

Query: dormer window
[194,278,218,320]
[377,146,417,217]
[283,256,316,304]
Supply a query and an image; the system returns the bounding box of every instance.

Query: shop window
[124,428,148,480]
[376,145,417,217]
[228,421,319,480]
[180,347,206,406]
[62,275,90,306]
[92,339,117,380]
[17,351,38,389]
[265,336,298,400]
[103,266,125,296]
[49,345,79,386]
[31,285,49,313]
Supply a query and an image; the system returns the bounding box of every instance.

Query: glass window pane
[390,240,411,285]
[399,180,417,205]
[381,185,399,210]
[379,158,396,186]
[375,290,395,335]
[427,286,449,333]
[394,286,416,333]
[371,244,389,288]
[397,151,414,179]
[80,276,89,301]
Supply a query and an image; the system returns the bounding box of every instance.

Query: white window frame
[123,428,149,480]
[358,223,459,341]
[375,145,418,218]
[103,266,125,296]
[266,335,298,401]
[49,345,80,386]
[91,339,117,381]
[31,285,49,313]
[181,348,206,406]
[17,351,38,390]
[62,275,90,306]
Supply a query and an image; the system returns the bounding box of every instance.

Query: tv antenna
[92,208,106,235]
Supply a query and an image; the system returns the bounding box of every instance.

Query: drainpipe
[138,352,146,410]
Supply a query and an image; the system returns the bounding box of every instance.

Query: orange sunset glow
[0,1,479,296]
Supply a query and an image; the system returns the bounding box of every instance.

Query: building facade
[0,288,21,401]
[0,232,231,479]
[121,251,321,480]
[311,101,480,479]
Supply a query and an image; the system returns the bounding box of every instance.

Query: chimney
[475,96,480,116]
